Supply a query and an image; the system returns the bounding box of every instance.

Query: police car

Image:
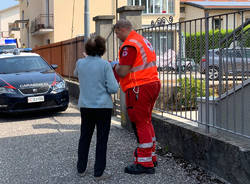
[0,48,69,113]
[0,38,17,50]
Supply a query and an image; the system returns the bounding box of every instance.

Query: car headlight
[0,87,16,94]
[51,81,66,94]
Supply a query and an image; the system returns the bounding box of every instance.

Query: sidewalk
[0,102,227,184]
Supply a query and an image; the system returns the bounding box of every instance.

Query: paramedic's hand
[110,60,119,68]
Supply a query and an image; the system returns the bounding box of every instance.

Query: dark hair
[85,36,106,56]
[113,19,132,30]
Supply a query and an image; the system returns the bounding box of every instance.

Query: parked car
[0,49,69,113]
[156,49,198,72]
[156,49,176,71]
[176,58,199,72]
[200,48,250,80]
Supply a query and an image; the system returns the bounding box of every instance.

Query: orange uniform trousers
[125,81,161,167]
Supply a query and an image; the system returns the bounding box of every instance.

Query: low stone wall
[152,114,250,184]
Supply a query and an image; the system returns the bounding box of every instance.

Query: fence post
[93,15,115,60]
[117,6,144,131]
[205,11,210,134]
[117,6,144,29]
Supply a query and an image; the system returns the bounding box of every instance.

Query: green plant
[185,29,233,63]
[175,77,212,110]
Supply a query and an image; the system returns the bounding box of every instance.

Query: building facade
[17,0,180,48]
[180,0,250,33]
[0,5,20,45]
[18,0,53,48]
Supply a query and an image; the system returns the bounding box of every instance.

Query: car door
[222,49,233,74]
[239,48,250,74]
[234,49,243,73]
[245,49,250,74]
[226,49,241,74]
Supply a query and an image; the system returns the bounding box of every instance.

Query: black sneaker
[77,161,86,176]
[124,164,155,175]
[153,161,158,167]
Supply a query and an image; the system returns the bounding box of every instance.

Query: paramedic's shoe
[124,164,155,175]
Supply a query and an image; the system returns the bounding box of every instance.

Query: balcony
[0,31,10,38]
[31,14,54,35]
[9,22,20,32]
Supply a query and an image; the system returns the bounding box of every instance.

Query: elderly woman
[74,36,118,179]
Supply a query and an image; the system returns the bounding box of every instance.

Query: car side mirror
[51,64,58,70]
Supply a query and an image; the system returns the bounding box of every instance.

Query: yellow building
[16,0,179,48]
[180,1,250,33]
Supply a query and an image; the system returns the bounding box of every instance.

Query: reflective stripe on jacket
[119,30,159,92]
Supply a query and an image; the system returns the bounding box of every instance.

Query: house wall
[0,5,20,45]
[19,0,54,48]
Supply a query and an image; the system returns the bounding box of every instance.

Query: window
[128,0,175,14]
[143,31,173,54]
[180,7,185,13]
[213,18,222,30]
[0,56,51,74]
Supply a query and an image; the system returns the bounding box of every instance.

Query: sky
[0,0,19,11]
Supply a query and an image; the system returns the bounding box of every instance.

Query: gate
[107,10,250,139]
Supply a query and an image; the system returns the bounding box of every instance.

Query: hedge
[185,25,250,63]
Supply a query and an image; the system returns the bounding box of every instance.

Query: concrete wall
[218,83,250,137]
[198,79,250,137]
[152,114,250,184]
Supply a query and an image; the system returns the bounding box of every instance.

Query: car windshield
[0,45,17,50]
[0,56,51,74]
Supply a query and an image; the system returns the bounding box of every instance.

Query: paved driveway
[0,103,226,184]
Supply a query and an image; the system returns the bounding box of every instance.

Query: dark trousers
[77,108,112,177]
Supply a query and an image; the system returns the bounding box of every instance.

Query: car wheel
[208,67,219,80]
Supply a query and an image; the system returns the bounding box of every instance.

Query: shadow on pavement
[0,111,80,123]
[32,123,80,131]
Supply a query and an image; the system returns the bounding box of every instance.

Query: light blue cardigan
[74,56,119,109]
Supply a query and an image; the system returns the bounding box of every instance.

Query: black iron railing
[31,14,54,33]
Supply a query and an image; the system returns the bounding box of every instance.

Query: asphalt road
[0,102,228,184]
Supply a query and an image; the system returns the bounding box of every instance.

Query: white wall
[0,5,20,42]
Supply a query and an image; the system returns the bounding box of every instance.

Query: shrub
[175,77,212,110]
[185,29,233,64]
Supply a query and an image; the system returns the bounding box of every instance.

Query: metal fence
[107,10,250,139]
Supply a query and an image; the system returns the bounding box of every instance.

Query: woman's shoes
[94,171,112,181]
